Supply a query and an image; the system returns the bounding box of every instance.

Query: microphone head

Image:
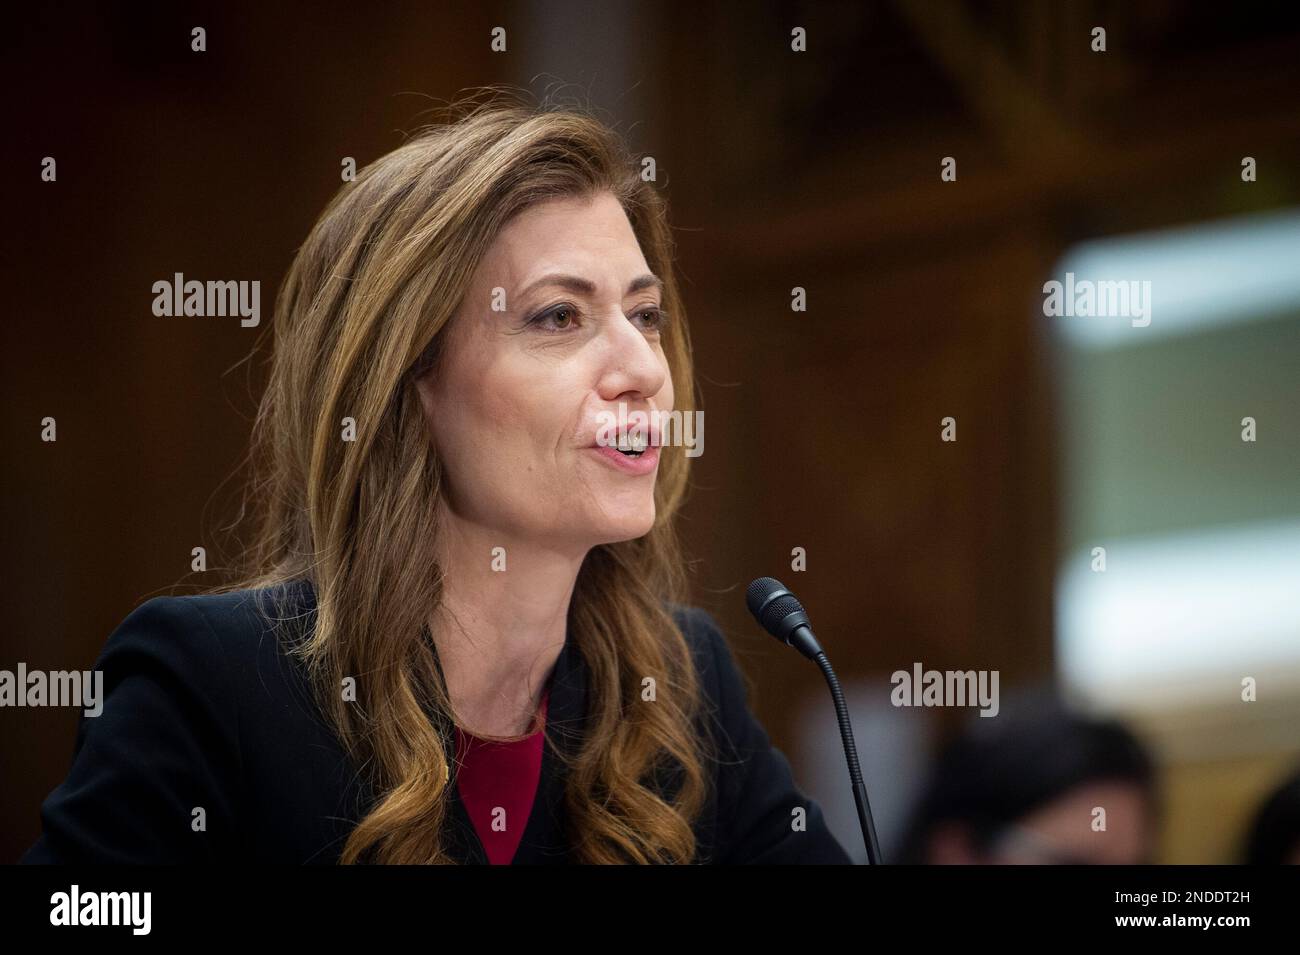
[745,577,811,644]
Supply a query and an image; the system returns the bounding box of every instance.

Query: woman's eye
[525,304,667,334]
[635,307,669,332]
[528,305,578,332]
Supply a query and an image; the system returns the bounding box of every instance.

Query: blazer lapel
[507,625,587,863]
[437,621,589,865]
[289,579,588,864]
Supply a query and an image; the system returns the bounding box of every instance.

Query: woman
[23,90,850,865]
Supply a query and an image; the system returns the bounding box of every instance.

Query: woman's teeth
[615,435,648,455]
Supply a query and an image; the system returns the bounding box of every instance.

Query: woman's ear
[412,371,442,435]
[410,333,448,420]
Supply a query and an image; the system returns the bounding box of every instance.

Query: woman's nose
[595,311,667,399]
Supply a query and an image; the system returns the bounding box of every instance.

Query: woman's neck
[431,516,586,738]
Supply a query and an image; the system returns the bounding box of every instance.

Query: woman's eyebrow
[517,272,663,299]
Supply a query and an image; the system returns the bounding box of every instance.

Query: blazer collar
[443,627,589,864]
[283,578,589,863]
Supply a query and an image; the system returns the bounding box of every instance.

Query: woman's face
[416,190,674,555]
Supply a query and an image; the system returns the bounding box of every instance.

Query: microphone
[746,576,884,865]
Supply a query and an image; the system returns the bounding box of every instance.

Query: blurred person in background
[896,687,1160,864]
[1241,762,1300,864]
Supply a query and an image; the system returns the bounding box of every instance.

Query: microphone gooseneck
[745,576,884,865]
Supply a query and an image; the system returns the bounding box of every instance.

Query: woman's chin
[588,508,657,545]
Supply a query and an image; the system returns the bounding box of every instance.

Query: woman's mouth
[587,443,660,475]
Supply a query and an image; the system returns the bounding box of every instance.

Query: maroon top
[453,686,549,864]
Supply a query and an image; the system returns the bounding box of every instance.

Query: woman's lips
[587,444,660,475]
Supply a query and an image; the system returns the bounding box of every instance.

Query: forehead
[484,192,648,287]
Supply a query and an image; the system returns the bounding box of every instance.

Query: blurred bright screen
[1052,208,1300,710]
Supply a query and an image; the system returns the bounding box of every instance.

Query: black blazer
[21,579,851,864]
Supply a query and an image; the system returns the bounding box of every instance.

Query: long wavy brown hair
[206,88,712,863]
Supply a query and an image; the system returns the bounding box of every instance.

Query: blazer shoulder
[106,579,315,668]
[667,603,750,689]
[668,603,728,657]
[667,600,854,864]
[19,583,315,864]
